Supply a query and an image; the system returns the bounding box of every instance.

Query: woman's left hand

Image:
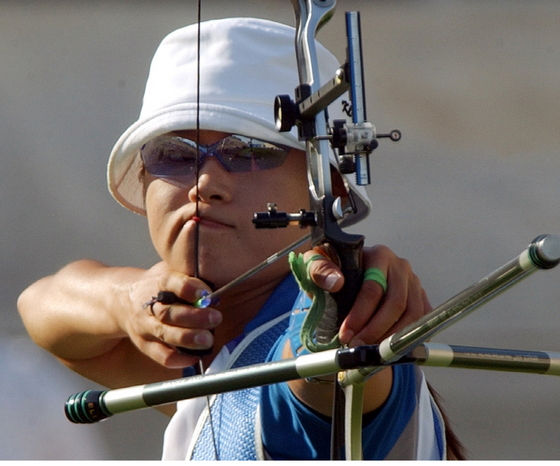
[305,244,432,346]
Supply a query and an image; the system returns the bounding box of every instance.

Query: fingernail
[323,272,343,291]
[194,333,212,348]
[208,309,222,326]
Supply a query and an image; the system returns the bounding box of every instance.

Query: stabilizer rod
[342,234,560,385]
[65,234,560,423]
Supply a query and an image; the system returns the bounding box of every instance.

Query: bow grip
[314,230,365,344]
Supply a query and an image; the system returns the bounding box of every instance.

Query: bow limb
[344,382,365,460]
[292,0,336,200]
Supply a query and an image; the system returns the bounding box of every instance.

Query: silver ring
[142,296,158,315]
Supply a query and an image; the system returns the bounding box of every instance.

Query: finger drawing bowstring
[63,0,560,461]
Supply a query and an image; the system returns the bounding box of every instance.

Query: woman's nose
[188,157,233,203]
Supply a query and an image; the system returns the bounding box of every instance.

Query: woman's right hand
[126,261,222,368]
[18,259,221,391]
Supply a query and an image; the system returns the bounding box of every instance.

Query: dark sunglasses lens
[141,137,197,177]
[141,135,291,178]
[218,136,290,172]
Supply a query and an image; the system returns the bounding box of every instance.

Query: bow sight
[253,9,401,231]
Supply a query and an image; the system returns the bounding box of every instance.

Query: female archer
[18,17,464,460]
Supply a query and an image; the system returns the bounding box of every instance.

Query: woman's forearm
[18,259,140,360]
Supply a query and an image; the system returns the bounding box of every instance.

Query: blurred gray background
[2,0,559,460]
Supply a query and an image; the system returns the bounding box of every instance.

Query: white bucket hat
[107,17,371,225]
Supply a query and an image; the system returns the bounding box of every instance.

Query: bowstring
[194,0,201,278]
[194,0,219,458]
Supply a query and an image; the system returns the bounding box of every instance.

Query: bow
[254,0,398,459]
[62,1,560,461]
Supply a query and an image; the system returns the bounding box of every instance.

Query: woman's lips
[189,215,234,230]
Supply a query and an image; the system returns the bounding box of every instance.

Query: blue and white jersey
[161,275,446,460]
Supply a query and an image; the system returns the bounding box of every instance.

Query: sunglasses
[140,134,292,179]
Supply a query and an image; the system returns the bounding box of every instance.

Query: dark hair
[427,382,467,460]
